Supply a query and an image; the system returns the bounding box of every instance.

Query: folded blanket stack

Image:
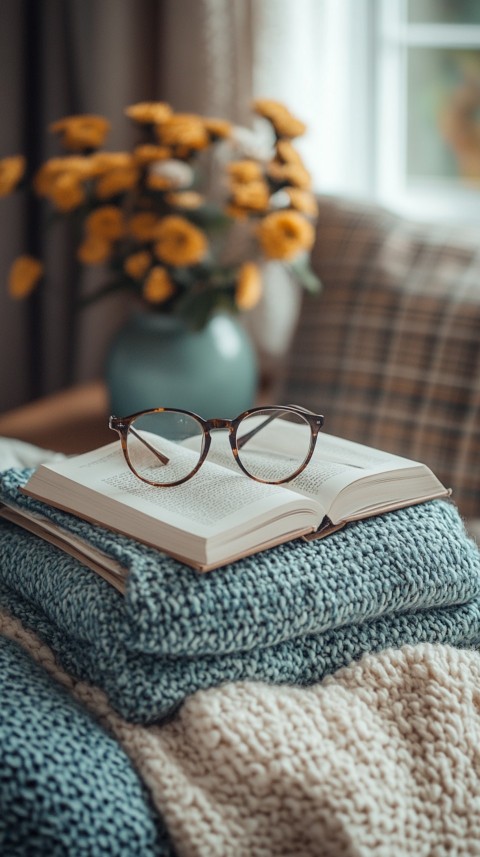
[1,467,480,724]
[0,632,172,857]
[3,612,480,856]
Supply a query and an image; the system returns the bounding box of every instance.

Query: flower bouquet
[1,99,320,330]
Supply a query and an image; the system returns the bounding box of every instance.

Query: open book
[0,423,450,585]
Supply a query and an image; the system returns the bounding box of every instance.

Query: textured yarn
[1,467,480,722]
[143,643,480,857]
[0,633,172,857]
[3,610,480,857]
[2,468,479,659]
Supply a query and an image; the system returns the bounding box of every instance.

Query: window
[251,0,480,221]
[375,0,480,220]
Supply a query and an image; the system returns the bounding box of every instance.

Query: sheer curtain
[0,0,162,413]
[160,0,370,193]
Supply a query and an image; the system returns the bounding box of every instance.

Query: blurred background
[1,0,479,415]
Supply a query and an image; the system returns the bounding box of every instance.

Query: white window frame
[250,0,480,222]
[374,0,480,221]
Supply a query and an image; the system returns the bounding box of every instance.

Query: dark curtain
[0,0,164,413]
[0,0,259,415]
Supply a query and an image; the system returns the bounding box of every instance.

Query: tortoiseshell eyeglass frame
[108,404,325,488]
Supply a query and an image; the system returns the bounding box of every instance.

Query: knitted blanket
[0,631,172,857]
[1,467,480,723]
[3,609,480,857]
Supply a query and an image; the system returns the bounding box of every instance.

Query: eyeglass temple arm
[236,406,318,451]
[128,426,170,465]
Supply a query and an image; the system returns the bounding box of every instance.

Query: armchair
[283,194,480,538]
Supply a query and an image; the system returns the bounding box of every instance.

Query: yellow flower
[8,255,43,298]
[33,160,63,196]
[95,166,140,199]
[133,145,171,165]
[90,152,134,172]
[154,216,208,266]
[165,191,204,209]
[33,156,96,196]
[49,173,86,212]
[128,212,160,242]
[142,266,176,304]
[253,99,306,138]
[125,102,172,125]
[228,160,263,183]
[276,139,304,166]
[0,155,26,196]
[124,250,152,280]
[157,114,209,151]
[257,210,315,260]
[267,160,312,190]
[77,235,111,265]
[85,206,125,241]
[225,203,250,220]
[285,187,319,218]
[203,117,232,140]
[236,263,262,310]
[145,172,176,192]
[231,180,270,212]
[49,114,110,151]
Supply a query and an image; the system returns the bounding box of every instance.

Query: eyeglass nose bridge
[205,417,235,432]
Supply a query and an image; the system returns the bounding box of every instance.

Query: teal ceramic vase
[105,310,258,418]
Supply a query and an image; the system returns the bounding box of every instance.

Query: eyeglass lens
[236,409,312,482]
[125,408,313,485]
[126,410,205,485]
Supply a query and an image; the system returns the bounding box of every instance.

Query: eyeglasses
[109,405,324,487]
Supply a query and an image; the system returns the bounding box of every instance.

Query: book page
[28,441,319,540]
[0,502,127,592]
[202,423,445,522]
[278,433,417,507]
[204,427,415,501]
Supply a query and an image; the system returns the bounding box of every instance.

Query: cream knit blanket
[2,607,480,857]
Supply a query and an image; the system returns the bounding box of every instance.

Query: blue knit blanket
[0,633,173,856]
[1,467,480,724]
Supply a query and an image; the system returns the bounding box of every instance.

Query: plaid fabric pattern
[283,195,480,519]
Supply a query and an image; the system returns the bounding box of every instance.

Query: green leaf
[175,286,235,331]
[188,204,232,231]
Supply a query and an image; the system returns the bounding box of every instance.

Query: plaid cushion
[283,195,480,519]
